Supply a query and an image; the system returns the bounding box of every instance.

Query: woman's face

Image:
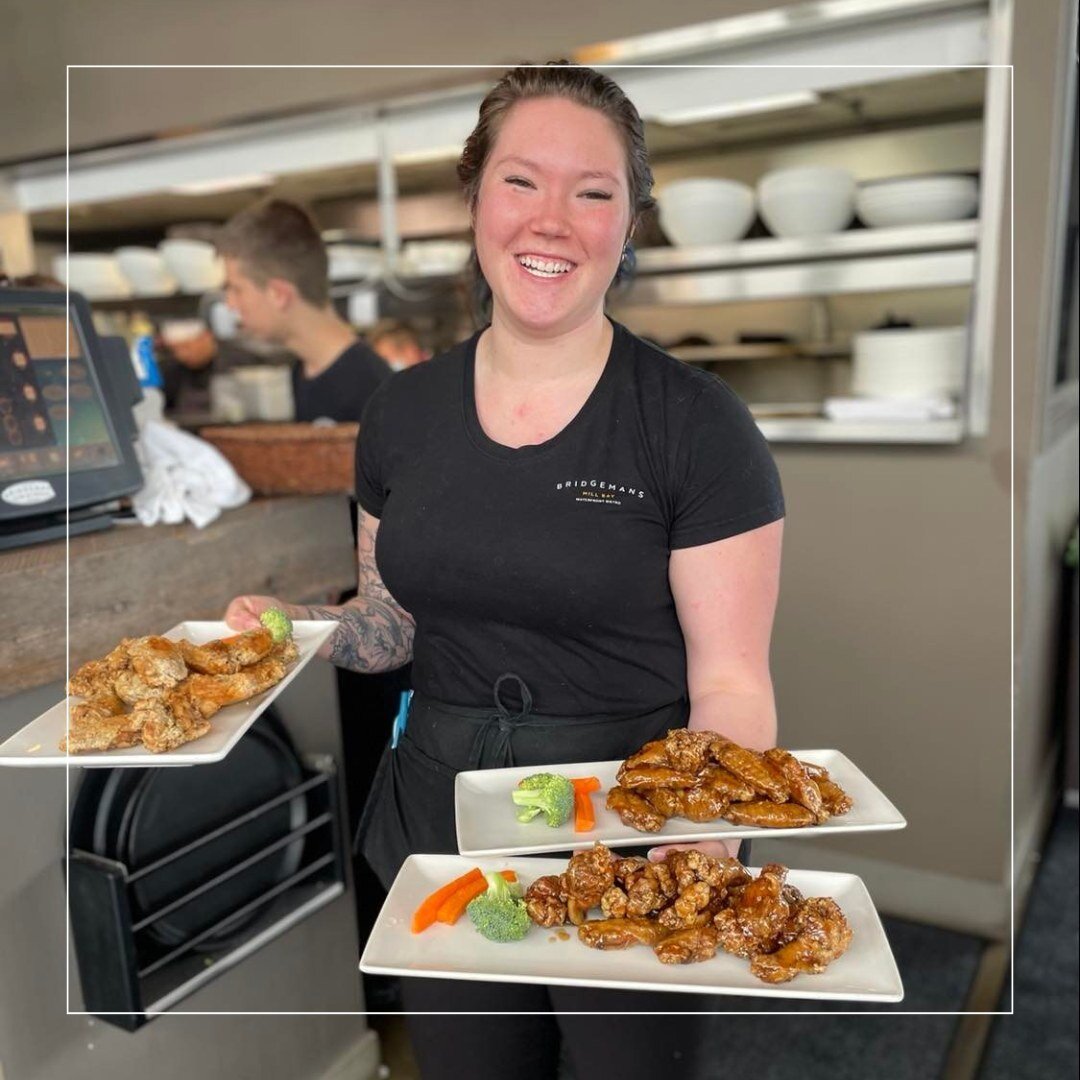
[474,97,633,338]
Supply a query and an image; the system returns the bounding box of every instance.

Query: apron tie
[467,672,536,769]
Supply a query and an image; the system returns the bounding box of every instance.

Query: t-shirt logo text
[555,479,646,506]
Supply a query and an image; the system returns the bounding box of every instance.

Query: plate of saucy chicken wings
[361,847,904,1001]
[456,728,905,857]
[0,620,336,767]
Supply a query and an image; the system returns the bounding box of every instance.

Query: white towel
[823,396,958,423]
[132,420,251,529]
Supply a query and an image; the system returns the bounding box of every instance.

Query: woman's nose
[528,193,572,237]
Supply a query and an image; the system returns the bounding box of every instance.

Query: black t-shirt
[291,340,391,423]
[355,320,784,717]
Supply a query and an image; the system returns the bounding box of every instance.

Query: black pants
[401,977,704,1080]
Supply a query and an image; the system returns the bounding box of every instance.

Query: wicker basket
[198,422,359,496]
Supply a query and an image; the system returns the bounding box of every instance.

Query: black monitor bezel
[0,287,143,522]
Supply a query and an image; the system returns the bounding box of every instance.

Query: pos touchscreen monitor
[0,287,142,549]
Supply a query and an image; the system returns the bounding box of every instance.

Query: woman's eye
[581,190,613,201]
[505,176,534,188]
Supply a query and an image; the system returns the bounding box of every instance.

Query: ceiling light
[169,173,276,195]
[649,90,821,126]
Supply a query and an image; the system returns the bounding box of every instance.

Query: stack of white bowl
[116,247,179,296]
[51,254,133,300]
[757,166,856,239]
[855,174,979,229]
[657,178,756,247]
[327,244,384,282]
[158,239,225,292]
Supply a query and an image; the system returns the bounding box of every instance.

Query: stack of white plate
[856,174,978,229]
[851,326,968,399]
[158,239,225,293]
[757,166,856,238]
[115,247,179,296]
[656,178,756,246]
[51,254,133,300]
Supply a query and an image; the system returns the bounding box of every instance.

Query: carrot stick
[574,788,596,833]
[436,870,518,925]
[411,867,483,933]
[571,776,601,795]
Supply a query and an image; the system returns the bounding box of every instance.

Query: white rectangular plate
[456,751,905,857]
[360,854,904,1002]
[0,621,337,768]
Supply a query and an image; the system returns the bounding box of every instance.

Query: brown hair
[216,198,330,306]
[457,61,656,234]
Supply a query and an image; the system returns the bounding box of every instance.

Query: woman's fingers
[647,839,739,862]
[223,595,277,631]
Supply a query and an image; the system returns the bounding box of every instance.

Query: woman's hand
[224,594,289,631]
[647,839,741,863]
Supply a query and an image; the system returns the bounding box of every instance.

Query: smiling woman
[224,62,785,1080]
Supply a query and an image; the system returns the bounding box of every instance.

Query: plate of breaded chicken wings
[0,616,336,766]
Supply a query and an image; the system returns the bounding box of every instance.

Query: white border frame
[59,56,1015,1019]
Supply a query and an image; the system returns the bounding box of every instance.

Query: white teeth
[518,255,573,276]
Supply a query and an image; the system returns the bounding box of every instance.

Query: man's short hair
[216,198,330,306]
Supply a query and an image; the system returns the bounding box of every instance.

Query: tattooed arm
[224,508,415,673]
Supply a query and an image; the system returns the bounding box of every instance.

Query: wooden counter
[0,496,356,695]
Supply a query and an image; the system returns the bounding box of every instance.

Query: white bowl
[657,178,756,246]
[158,239,225,293]
[852,326,968,399]
[757,166,856,238]
[327,244,383,281]
[398,240,471,276]
[115,246,179,296]
[51,254,132,300]
[856,174,978,228]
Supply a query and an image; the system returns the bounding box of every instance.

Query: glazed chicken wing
[607,786,667,832]
[764,748,827,821]
[618,739,671,776]
[562,844,617,920]
[723,800,817,829]
[714,863,795,957]
[815,777,854,817]
[524,875,569,927]
[713,744,790,802]
[660,728,717,774]
[577,918,671,950]
[618,765,701,791]
[749,897,853,983]
[653,925,720,965]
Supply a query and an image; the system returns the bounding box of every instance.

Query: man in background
[216,198,390,422]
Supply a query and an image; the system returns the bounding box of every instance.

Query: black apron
[356,673,689,890]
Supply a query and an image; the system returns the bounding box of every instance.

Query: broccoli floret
[511,772,574,827]
[260,607,293,644]
[466,872,531,942]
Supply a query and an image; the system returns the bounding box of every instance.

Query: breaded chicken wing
[178,627,275,674]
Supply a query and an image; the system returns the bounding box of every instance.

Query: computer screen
[0,302,122,483]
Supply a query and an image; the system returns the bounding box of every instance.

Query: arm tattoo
[304,508,416,674]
